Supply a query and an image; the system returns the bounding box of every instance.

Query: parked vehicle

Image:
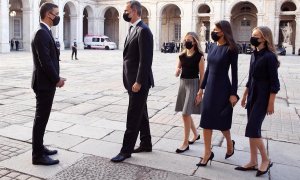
[161,42,175,53]
[84,35,117,50]
[298,48,300,55]
[276,45,286,56]
[245,44,253,54]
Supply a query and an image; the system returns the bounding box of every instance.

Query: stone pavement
[0,50,299,180]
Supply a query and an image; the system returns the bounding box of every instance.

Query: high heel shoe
[225,140,235,159]
[196,152,214,167]
[175,146,189,153]
[188,134,200,144]
[235,165,257,171]
[256,161,273,177]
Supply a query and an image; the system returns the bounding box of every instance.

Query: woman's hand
[229,95,238,107]
[175,68,181,77]
[241,95,247,108]
[267,102,274,115]
[195,94,202,106]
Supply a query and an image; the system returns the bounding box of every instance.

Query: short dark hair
[40,2,58,19]
[127,0,142,16]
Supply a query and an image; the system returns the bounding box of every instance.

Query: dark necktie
[128,25,133,36]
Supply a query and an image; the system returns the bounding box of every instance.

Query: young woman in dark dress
[175,32,205,153]
[235,26,280,177]
[197,20,239,166]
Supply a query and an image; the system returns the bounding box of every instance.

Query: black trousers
[121,87,152,154]
[32,90,55,158]
[72,48,77,58]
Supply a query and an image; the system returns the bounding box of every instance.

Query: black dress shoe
[175,146,189,153]
[43,147,58,155]
[188,134,200,144]
[235,165,257,171]
[133,147,152,153]
[32,155,59,166]
[196,152,214,167]
[111,153,131,163]
[256,162,273,177]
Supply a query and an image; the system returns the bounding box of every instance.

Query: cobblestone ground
[0,50,299,179]
[0,168,42,180]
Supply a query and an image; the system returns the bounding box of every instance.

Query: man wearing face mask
[31,2,66,165]
[111,0,154,163]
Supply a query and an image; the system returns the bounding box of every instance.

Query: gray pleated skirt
[175,78,202,115]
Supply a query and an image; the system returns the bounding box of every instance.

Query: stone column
[98,17,104,35]
[192,15,198,33]
[148,12,158,50]
[295,14,300,55]
[22,8,33,51]
[58,6,65,50]
[119,17,127,50]
[70,15,78,49]
[156,16,162,51]
[257,13,264,26]
[88,17,95,35]
[77,11,84,49]
[0,0,10,53]
[274,13,280,45]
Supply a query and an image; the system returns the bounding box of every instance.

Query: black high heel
[235,165,258,171]
[256,161,273,177]
[225,140,235,159]
[175,146,189,153]
[188,134,200,144]
[196,152,214,167]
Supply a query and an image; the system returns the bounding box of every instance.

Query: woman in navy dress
[235,26,280,177]
[197,20,239,166]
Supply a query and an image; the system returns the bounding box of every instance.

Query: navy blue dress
[200,43,238,130]
[245,48,280,138]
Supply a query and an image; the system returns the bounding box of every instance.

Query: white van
[84,35,117,50]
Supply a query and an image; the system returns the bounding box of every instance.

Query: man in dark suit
[111,0,154,163]
[31,2,66,166]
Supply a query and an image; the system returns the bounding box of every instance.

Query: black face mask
[50,15,60,26]
[123,13,132,22]
[185,41,193,49]
[211,31,221,42]
[250,37,261,47]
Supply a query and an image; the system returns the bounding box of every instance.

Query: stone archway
[197,4,211,42]
[160,4,181,46]
[83,6,94,41]
[104,7,119,47]
[9,0,30,51]
[279,1,297,54]
[63,1,77,49]
[231,1,258,45]
[39,0,54,6]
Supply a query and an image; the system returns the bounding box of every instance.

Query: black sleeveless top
[179,51,203,79]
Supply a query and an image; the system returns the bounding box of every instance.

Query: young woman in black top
[174,32,205,153]
[235,26,280,177]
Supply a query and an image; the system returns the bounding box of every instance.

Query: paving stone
[61,103,102,115]
[268,140,300,167]
[43,132,87,149]
[62,124,113,139]
[270,163,300,180]
[0,125,32,141]
[50,156,198,180]
[90,119,126,131]
[0,149,84,179]
[49,112,98,125]
[23,120,73,132]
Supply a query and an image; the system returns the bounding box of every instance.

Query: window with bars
[241,20,251,26]
[174,23,181,41]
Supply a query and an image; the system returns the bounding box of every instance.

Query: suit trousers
[121,87,152,154]
[32,90,55,158]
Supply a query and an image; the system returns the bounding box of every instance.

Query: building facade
[0,0,299,53]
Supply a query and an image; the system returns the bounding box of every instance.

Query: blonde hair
[181,32,203,54]
[253,26,276,55]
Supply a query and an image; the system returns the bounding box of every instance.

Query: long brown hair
[215,20,238,53]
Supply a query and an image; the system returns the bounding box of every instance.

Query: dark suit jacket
[31,23,60,91]
[123,20,154,91]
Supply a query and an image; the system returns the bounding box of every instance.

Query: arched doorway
[39,0,53,6]
[104,7,119,48]
[279,1,297,54]
[197,4,211,42]
[141,6,149,25]
[231,2,258,45]
[160,4,181,46]
[9,0,23,51]
[63,2,77,49]
[83,6,94,41]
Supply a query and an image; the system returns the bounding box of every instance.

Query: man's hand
[56,77,66,88]
[132,82,141,92]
